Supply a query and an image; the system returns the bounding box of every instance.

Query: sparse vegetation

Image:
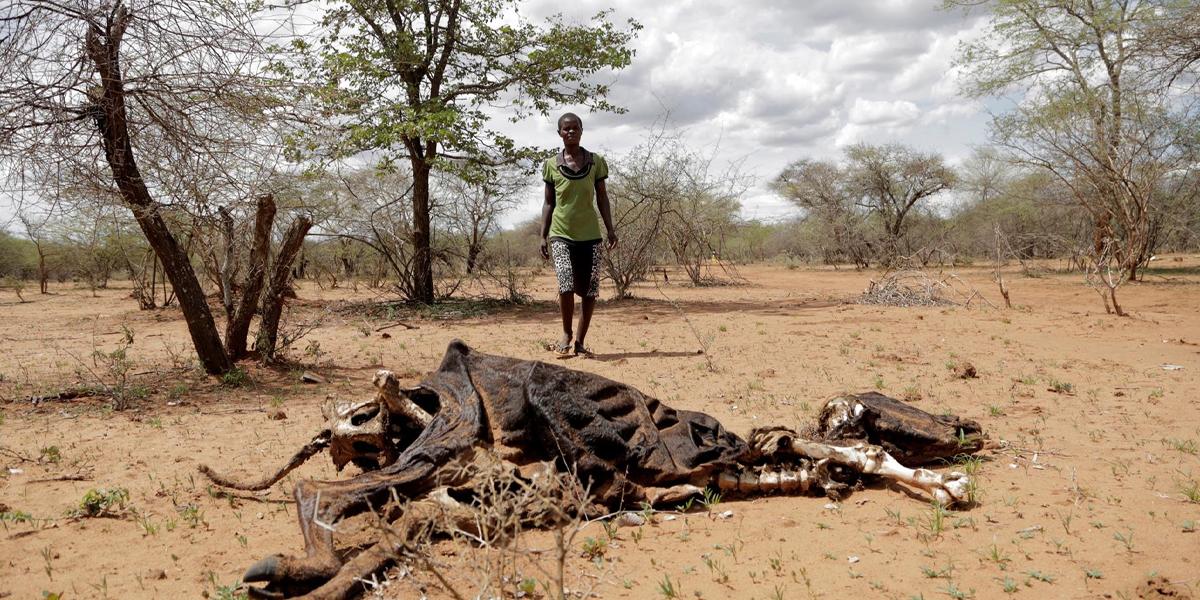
[70,488,129,519]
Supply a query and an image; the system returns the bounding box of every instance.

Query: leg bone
[750,430,970,505]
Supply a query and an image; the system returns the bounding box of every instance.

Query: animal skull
[322,398,395,472]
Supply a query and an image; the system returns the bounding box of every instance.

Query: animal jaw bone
[750,428,972,505]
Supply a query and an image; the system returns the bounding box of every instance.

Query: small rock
[256,512,264,520]
[953,362,978,379]
[615,512,645,527]
[145,568,167,580]
[300,371,326,384]
[663,514,678,521]
[268,410,287,421]
[1162,364,1183,371]
[380,332,392,339]
[716,510,734,520]
[7,468,22,476]
[823,502,839,510]
[848,556,860,564]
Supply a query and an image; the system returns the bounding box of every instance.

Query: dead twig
[858,269,956,307]
[28,473,93,483]
[655,283,716,371]
[376,321,419,332]
[25,387,106,404]
[200,407,267,416]
[0,446,37,463]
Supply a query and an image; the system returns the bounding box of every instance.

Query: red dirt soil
[1,259,1198,599]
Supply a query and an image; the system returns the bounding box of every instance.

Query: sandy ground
[1,259,1198,600]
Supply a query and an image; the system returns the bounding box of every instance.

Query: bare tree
[658,148,745,285]
[257,215,314,361]
[16,212,52,294]
[1144,1,1200,84]
[435,169,523,275]
[0,0,303,373]
[309,166,428,298]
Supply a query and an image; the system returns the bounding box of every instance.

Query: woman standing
[540,112,618,356]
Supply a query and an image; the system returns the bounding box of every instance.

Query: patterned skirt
[549,237,602,298]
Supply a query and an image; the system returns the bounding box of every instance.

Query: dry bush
[367,460,613,600]
[859,270,958,308]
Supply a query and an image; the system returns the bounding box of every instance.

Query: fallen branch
[29,473,92,483]
[0,446,36,463]
[375,321,419,332]
[25,387,107,404]
[655,283,716,372]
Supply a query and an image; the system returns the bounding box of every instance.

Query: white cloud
[848,99,921,126]
[491,0,994,225]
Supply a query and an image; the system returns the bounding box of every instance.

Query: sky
[495,0,995,226]
[0,0,998,232]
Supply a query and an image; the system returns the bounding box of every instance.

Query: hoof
[243,555,281,583]
[245,585,285,600]
[936,472,972,506]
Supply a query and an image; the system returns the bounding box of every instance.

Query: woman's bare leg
[575,295,595,350]
[558,291,574,349]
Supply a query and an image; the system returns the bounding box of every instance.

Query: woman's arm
[596,179,618,249]
[540,181,555,259]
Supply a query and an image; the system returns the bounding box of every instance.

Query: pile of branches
[859,270,958,307]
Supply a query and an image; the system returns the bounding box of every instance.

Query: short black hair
[557,112,582,130]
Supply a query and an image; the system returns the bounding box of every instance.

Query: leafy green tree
[289,0,639,302]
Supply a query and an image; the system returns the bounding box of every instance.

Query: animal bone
[199,341,985,599]
[749,428,971,505]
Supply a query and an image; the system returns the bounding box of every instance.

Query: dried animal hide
[200,340,985,600]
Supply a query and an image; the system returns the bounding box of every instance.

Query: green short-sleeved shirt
[543,148,608,242]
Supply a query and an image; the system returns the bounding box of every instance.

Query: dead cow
[200,340,985,599]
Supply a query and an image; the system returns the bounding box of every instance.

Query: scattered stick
[0,446,36,463]
[25,388,106,404]
[946,274,997,309]
[655,283,716,372]
[859,270,956,307]
[375,321,419,332]
[29,473,92,483]
[200,407,267,416]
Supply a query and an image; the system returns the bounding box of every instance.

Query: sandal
[573,342,594,358]
[547,335,573,356]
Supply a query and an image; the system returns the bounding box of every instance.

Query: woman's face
[558,118,582,146]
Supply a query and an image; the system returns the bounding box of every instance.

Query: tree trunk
[218,206,236,318]
[466,244,480,274]
[85,9,231,375]
[225,195,277,360]
[410,159,434,303]
[257,215,313,360]
[36,249,47,294]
